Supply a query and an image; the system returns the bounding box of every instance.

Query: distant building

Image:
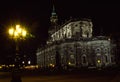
[36,5,116,70]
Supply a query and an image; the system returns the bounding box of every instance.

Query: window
[96,48,101,53]
[82,55,87,64]
[105,55,108,63]
[111,56,114,63]
[82,49,86,53]
[83,56,86,63]
[75,24,78,27]
[67,32,71,38]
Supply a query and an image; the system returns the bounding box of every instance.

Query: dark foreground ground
[0,69,120,82]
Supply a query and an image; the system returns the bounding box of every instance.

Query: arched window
[81,55,87,64]
[83,56,86,63]
[104,55,108,63]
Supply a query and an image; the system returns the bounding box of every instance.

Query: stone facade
[36,36,116,69]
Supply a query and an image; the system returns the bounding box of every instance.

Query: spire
[49,1,58,35]
[51,0,56,16]
[51,4,57,17]
[50,1,58,24]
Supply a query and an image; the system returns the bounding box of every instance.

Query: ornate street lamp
[8,24,27,68]
[8,24,27,82]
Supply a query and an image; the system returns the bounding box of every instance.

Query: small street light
[28,60,31,65]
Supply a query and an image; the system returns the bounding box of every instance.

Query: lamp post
[8,24,27,82]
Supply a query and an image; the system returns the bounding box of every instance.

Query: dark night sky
[0,0,120,64]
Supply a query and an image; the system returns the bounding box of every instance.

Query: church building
[36,5,116,70]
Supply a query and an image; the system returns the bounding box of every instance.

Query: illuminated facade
[49,20,93,42]
[36,6,116,70]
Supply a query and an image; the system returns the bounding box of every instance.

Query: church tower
[50,5,58,25]
[48,4,58,35]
